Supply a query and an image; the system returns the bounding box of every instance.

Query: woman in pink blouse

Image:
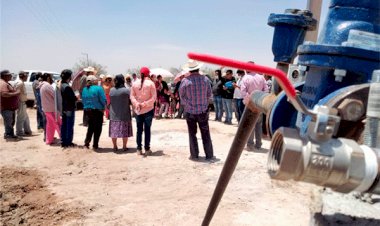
[130,67,157,156]
[40,73,62,145]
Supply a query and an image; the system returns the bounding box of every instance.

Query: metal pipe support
[202,103,261,226]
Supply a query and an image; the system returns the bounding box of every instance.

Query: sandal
[113,147,118,152]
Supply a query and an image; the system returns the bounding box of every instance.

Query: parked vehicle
[10,70,60,106]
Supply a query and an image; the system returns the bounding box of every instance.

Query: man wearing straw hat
[179,60,214,161]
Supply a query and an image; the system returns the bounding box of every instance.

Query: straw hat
[182,60,203,72]
[83,66,95,72]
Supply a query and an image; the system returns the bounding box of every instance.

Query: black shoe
[145,148,153,156]
[4,135,18,139]
[189,156,199,161]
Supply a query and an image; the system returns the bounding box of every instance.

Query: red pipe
[187,52,297,98]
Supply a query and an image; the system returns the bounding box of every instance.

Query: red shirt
[0,79,19,111]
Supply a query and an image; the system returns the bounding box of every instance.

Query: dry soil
[1,108,317,225]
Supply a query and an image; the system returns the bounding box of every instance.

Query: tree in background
[72,58,107,75]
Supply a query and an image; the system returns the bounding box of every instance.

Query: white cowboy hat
[182,60,203,72]
[105,74,113,79]
[83,66,96,72]
[86,75,97,82]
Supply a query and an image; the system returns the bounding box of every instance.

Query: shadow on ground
[312,213,380,226]
[246,147,269,154]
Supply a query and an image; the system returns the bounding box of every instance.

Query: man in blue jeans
[233,70,245,122]
[221,70,236,124]
[180,60,214,161]
[212,69,223,121]
[32,72,44,131]
[0,70,20,139]
[60,69,78,148]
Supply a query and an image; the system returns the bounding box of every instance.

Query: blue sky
[1,0,328,74]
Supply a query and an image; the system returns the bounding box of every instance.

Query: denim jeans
[61,111,75,146]
[222,98,233,123]
[35,90,44,129]
[213,95,223,120]
[84,109,103,148]
[247,113,263,148]
[16,101,32,135]
[185,111,214,159]
[1,110,16,137]
[135,109,154,150]
[234,98,244,122]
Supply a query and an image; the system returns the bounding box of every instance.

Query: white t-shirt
[233,77,243,99]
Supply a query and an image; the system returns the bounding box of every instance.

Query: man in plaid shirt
[179,60,214,161]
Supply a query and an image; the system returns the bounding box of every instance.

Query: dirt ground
[0,108,316,226]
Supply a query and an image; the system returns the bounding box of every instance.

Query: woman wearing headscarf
[130,67,157,156]
[109,74,133,151]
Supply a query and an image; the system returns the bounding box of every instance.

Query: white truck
[11,70,60,106]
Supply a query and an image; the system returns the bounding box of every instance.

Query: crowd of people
[211,62,271,150]
[0,60,272,160]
